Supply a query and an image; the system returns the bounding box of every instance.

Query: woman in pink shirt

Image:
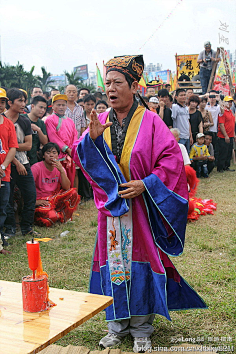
[31,143,80,227]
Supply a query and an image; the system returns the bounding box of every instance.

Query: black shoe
[224,168,235,172]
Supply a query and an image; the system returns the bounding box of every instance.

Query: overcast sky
[0,0,235,76]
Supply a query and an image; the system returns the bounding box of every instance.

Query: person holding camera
[197,41,220,94]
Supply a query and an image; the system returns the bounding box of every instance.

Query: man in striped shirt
[65,85,86,138]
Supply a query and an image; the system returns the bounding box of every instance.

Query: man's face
[65,85,78,102]
[204,135,212,146]
[176,91,186,105]
[96,103,107,114]
[197,137,205,145]
[32,87,43,97]
[205,45,211,53]
[52,100,67,115]
[44,148,59,165]
[186,89,193,98]
[159,95,168,105]
[9,96,26,113]
[50,90,60,98]
[166,85,171,92]
[105,71,137,111]
[31,101,47,118]
[209,93,216,105]
[84,100,95,114]
[0,98,6,114]
[79,89,89,99]
[146,87,155,97]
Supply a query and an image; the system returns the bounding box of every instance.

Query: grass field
[1,168,235,352]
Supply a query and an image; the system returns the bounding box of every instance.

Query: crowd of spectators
[144,82,236,180]
[0,71,235,253]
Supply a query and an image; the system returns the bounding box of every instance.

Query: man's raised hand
[89,109,112,141]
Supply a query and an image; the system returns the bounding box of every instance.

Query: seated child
[31,143,80,227]
[189,133,210,178]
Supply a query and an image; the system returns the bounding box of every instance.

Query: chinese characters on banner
[175,54,200,79]
[218,20,229,45]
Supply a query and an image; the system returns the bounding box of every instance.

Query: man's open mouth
[109,95,117,102]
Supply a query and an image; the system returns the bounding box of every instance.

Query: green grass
[1,168,235,352]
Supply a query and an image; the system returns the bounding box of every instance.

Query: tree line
[0,62,95,95]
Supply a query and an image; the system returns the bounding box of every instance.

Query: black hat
[105,55,144,82]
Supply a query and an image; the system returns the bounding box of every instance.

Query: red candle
[26,241,39,279]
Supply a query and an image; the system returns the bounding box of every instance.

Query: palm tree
[37,67,54,91]
[64,71,83,87]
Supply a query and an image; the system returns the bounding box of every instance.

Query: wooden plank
[0,280,113,354]
[40,345,62,354]
[90,348,110,354]
[207,47,220,93]
[109,349,121,354]
[64,345,90,354]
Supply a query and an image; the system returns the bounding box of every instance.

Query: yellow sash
[103,106,145,181]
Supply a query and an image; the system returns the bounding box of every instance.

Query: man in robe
[72,55,207,352]
[45,94,78,186]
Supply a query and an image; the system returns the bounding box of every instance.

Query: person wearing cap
[217,96,236,172]
[0,88,18,253]
[72,55,207,352]
[213,74,231,97]
[189,133,211,178]
[148,96,158,113]
[45,94,78,186]
[197,41,221,95]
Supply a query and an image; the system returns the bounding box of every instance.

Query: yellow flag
[139,76,147,88]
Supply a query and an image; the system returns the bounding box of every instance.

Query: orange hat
[0,88,8,100]
[52,94,68,103]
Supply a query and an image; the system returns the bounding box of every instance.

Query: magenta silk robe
[72,106,207,321]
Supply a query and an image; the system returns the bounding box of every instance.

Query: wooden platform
[40,344,216,354]
[0,280,112,354]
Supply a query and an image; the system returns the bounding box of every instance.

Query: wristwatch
[1,165,6,170]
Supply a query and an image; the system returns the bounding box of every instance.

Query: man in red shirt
[0,88,18,254]
[217,96,236,172]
